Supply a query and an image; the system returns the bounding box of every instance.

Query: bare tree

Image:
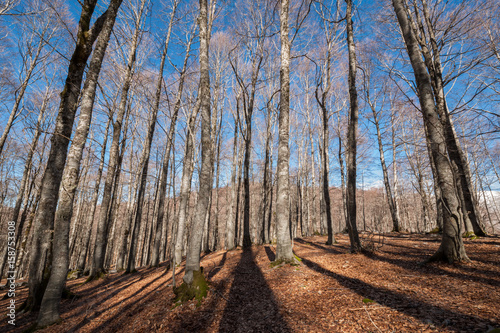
[22,0,111,313]
[345,0,362,252]
[183,0,214,285]
[392,0,469,263]
[91,0,148,278]
[275,0,295,263]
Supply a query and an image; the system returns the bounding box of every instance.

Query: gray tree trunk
[275,0,294,263]
[37,1,122,325]
[173,104,199,266]
[225,111,239,250]
[345,0,362,252]
[392,0,469,263]
[366,94,401,232]
[23,1,108,313]
[76,113,111,272]
[183,0,213,285]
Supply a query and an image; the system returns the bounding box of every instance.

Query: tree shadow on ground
[218,247,290,333]
[264,246,275,261]
[300,256,495,332]
[366,251,500,288]
[294,238,344,255]
[208,252,227,280]
[70,269,168,333]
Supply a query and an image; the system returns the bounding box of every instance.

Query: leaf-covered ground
[1,233,499,332]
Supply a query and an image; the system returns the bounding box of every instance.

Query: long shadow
[67,269,168,332]
[300,256,496,332]
[218,248,291,333]
[366,251,500,288]
[294,238,344,255]
[264,246,275,261]
[208,252,227,280]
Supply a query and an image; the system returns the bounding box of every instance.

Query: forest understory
[1,233,499,333]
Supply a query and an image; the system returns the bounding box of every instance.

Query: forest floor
[1,233,500,333]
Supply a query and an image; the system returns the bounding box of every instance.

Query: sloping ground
[1,233,499,333]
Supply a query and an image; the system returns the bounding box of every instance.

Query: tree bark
[23,0,108,313]
[225,111,239,250]
[173,103,199,266]
[37,1,122,325]
[392,0,469,263]
[345,0,362,252]
[275,0,294,263]
[183,0,213,284]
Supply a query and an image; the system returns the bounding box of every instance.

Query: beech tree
[275,0,295,263]
[182,0,213,286]
[345,0,362,252]
[36,0,123,325]
[22,0,115,313]
[392,0,469,262]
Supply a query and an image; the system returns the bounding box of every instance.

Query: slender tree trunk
[77,113,111,272]
[126,2,175,273]
[0,90,47,277]
[226,113,239,250]
[345,0,362,252]
[90,1,145,278]
[367,98,400,232]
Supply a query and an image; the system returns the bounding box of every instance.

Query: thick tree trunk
[37,1,122,326]
[23,1,108,313]
[173,106,199,266]
[183,0,213,285]
[392,0,469,263]
[416,0,485,237]
[345,0,362,252]
[275,0,294,263]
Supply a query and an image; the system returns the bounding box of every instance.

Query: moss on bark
[173,269,208,305]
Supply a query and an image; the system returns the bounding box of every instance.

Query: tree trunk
[366,96,400,232]
[183,0,213,285]
[126,1,175,273]
[275,0,294,263]
[23,0,108,313]
[0,89,47,277]
[392,0,469,263]
[345,0,362,252]
[37,0,122,325]
[173,105,199,266]
[226,112,239,250]
[149,25,191,265]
